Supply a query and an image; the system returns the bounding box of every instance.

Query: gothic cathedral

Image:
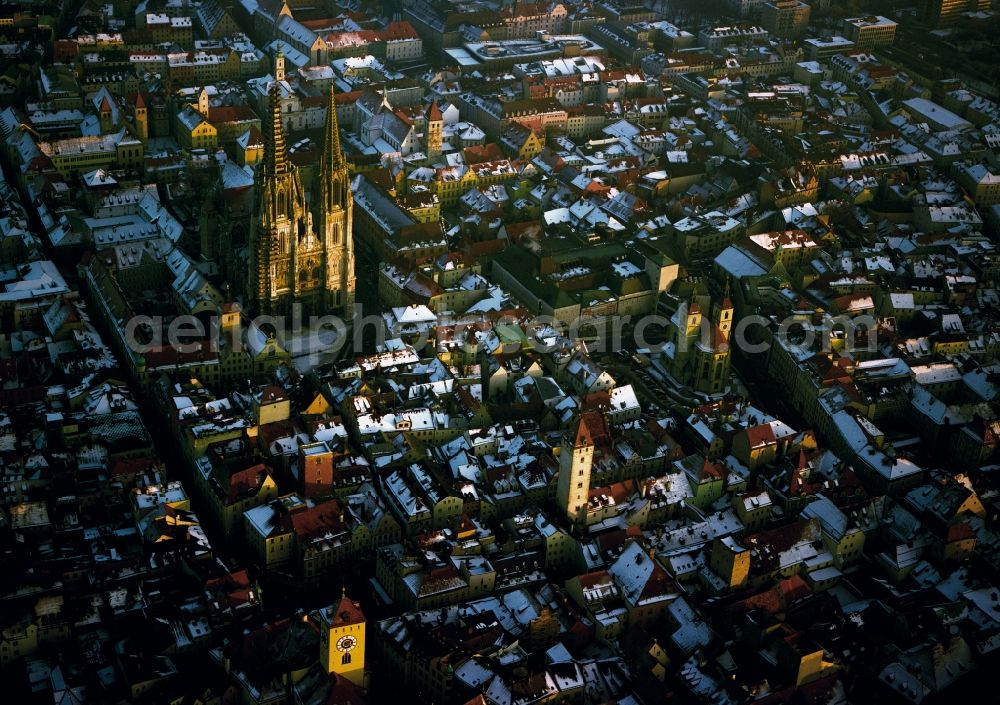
[248,82,355,317]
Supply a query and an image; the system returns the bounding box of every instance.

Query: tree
[526,606,560,650]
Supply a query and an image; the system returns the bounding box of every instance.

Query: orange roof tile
[327,593,365,627]
[744,423,776,449]
[574,410,607,449]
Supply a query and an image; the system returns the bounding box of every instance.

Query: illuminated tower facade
[556,412,599,526]
[247,85,354,316]
[134,93,148,142]
[692,297,732,395]
[316,593,366,688]
[425,100,443,158]
[248,84,311,315]
[98,96,114,135]
[312,85,355,314]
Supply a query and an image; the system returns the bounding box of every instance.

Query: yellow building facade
[316,594,367,688]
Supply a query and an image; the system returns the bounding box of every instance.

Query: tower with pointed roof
[315,591,366,687]
[133,93,148,142]
[98,96,114,135]
[715,294,733,342]
[247,84,311,315]
[684,298,703,340]
[312,84,355,314]
[425,100,442,158]
[691,297,732,396]
[557,412,601,527]
[248,83,354,316]
[717,279,733,341]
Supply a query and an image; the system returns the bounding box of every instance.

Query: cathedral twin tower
[248,83,355,318]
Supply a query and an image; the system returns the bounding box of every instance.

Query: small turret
[274,47,285,82]
[134,93,148,142]
[98,96,114,135]
[197,87,209,119]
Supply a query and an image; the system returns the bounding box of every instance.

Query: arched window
[341,653,351,665]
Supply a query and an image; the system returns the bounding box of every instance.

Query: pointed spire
[426,99,442,122]
[324,84,342,168]
[317,83,349,213]
[264,83,288,175]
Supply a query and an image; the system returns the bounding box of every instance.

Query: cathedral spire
[323,84,342,169]
[318,83,349,212]
[264,83,288,176]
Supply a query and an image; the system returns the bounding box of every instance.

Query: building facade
[761,1,810,38]
[922,0,990,27]
[841,16,897,51]
[556,413,599,527]
[247,84,355,316]
[316,594,367,687]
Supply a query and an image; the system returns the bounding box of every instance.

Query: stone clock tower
[315,592,366,687]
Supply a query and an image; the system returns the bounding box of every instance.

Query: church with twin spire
[247,78,355,317]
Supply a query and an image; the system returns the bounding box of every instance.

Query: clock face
[336,634,357,652]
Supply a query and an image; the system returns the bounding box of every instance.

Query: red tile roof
[208,105,259,124]
[589,479,635,505]
[142,339,217,368]
[577,569,612,589]
[227,464,268,505]
[335,90,363,106]
[382,20,419,40]
[946,521,975,543]
[744,423,776,449]
[205,569,255,612]
[463,143,505,164]
[259,386,286,403]
[109,456,163,480]
[575,410,608,449]
[697,457,725,482]
[727,575,811,617]
[290,499,345,541]
[322,673,368,705]
[327,593,365,627]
